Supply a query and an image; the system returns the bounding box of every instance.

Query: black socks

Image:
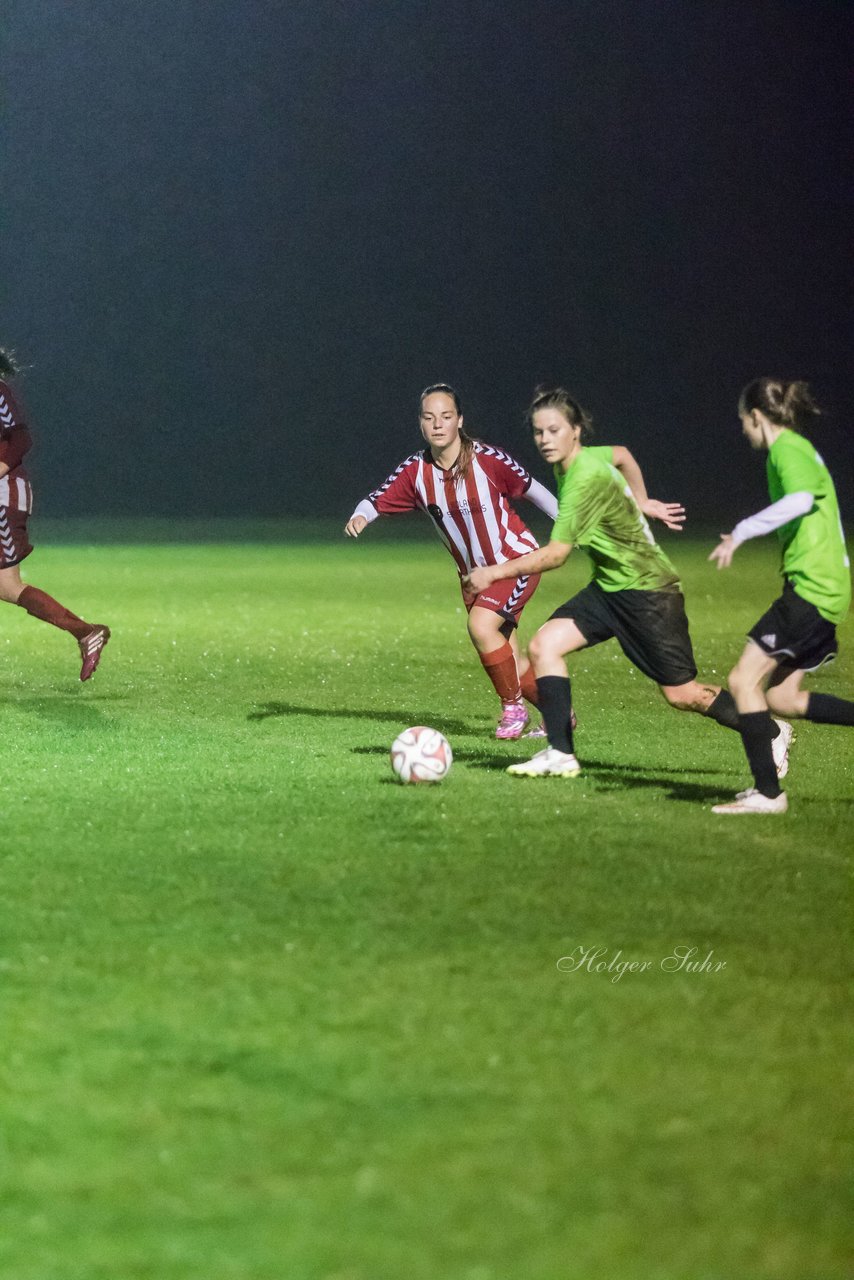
[805,692,854,726]
[536,676,575,754]
[705,689,741,731]
[738,711,781,798]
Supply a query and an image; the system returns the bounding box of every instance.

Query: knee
[466,612,486,643]
[528,632,548,666]
[727,662,752,701]
[529,629,566,671]
[467,614,501,653]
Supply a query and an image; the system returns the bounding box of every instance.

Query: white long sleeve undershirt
[350,498,379,524]
[731,491,814,547]
[524,477,559,520]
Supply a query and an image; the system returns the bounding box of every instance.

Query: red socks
[16,585,92,641]
[519,665,540,707]
[479,641,522,703]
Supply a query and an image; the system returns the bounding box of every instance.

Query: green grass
[1,524,851,1280]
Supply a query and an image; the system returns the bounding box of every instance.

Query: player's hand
[642,499,686,531]
[462,566,492,599]
[708,534,736,569]
[344,514,368,538]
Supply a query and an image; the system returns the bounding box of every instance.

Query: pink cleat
[79,625,111,681]
[523,710,577,739]
[496,701,529,740]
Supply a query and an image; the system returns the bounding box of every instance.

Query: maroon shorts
[0,507,33,569]
[460,571,541,630]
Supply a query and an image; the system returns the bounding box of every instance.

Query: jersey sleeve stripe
[368,451,424,503]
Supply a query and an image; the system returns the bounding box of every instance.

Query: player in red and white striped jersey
[0,349,110,680]
[345,384,559,738]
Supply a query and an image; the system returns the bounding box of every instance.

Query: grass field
[1,522,852,1280]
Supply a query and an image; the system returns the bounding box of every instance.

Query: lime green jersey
[551,446,680,592]
[766,429,851,624]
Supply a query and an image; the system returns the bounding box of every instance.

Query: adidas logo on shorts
[761,633,777,647]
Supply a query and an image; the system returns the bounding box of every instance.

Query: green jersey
[766,429,851,624]
[551,446,680,592]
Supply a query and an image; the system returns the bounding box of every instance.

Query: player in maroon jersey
[346,384,555,737]
[0,349,110,680]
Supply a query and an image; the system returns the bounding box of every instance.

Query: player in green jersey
[463,387,766,777]
[709,378,853,815]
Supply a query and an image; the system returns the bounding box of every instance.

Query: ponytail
[0,348,21,379]
[739,378,822,433]
[450,429,477,481]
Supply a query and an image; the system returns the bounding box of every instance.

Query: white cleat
[712,788,788,815]
[507,748,581,778]
[771,719,794,779]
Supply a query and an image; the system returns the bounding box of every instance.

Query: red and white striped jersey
[367,443,540,573]
[0,380,33,513]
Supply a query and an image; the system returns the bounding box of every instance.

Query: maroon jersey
[0,380,33,512]
[368,443,539,574]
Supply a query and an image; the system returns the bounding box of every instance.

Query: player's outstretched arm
[611,446,685,531]
[463,540,572,598]
[344,499,378,538]
[709,492,814,568]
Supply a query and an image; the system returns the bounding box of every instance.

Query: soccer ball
[390,726,453,784]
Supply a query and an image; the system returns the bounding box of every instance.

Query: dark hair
[738,378,821,433]
[420,382,462,415]
[528,385,594,440]
[419,382,478,480]
[0,348,21,379]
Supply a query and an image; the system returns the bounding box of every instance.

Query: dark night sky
[1,0,851,521]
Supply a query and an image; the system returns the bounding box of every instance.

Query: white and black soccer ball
[390,726,453,784]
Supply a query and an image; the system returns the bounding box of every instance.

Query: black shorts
[748,582,838,673]
[0,507,33,569]
[550,580,699,687]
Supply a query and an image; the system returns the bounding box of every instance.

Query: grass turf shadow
[248,701,478,736]
[353,744,727,801]
[7,695,117,728]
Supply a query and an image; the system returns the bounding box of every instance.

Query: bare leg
[525,619,589,753]
[0,563,25,603]
[766,666,809,719]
